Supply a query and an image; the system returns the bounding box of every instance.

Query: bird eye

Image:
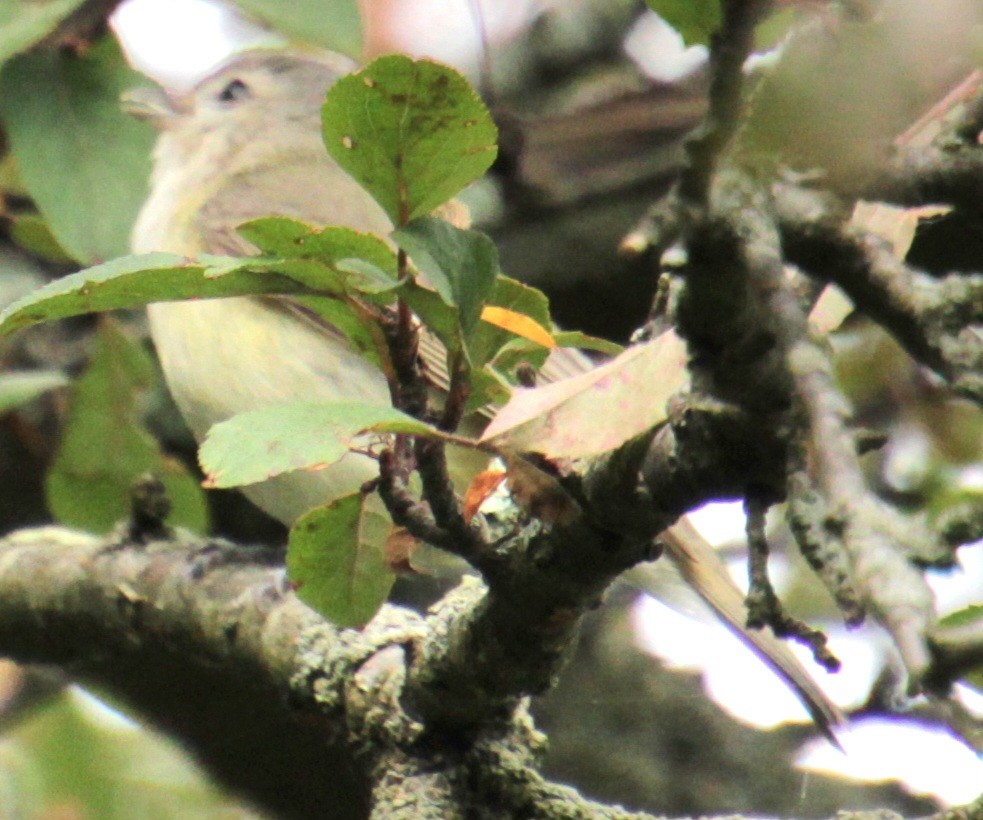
[217,78,249,104]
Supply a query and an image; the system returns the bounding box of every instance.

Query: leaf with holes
[322,55,497,225]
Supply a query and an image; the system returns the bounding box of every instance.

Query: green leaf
[0,369,68,414]
[0,0,86,65]
[199,401,436,489]
[939,604,983,629]
[468,276,552,369]
[6,691,248,818]
[647,0,722,47]
[46,321,208,534]
[464,366,512,415]
[322,55,498,225]
[754,6,800,51]
[551,330,625,357]
[399,282,464,355]
[238,217,397,277]
[231,0,362,57]
[336,257,401,296]
[0,253,312,338]
[287,492,395,627]
[9,212,75,265]
[0,37,156,262]
[393,216,499,338]
[938,604,983,690]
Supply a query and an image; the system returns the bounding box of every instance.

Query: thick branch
[0,525,673,820]
[0,526,376,819]
[858,144,983,214]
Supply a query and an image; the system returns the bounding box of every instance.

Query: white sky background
[110,0,982,807]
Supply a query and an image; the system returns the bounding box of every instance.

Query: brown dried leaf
[463,469,507,522]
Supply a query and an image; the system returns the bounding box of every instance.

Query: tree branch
[0,524,971,820]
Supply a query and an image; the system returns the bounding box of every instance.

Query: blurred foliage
[231,0,361,57]
[0,0,87,65]
[9,213,76,266]
[938,605,983,691]
[0,688,262,818]
[740,0,983,183]
[645,0,721,47]
[0,36,155,264]
[45,319,208,534]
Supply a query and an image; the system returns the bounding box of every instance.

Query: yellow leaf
[480,306,556,348]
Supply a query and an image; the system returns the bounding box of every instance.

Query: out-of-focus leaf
[287,492,395,627]
[754,6,801,50]
[939,604,983,629]
[937,604,983,690]
[647,0,722,46]
[481,329,690,459]
[9,212,75,265]
[0,253,317,338]
[832,324,911,410]
[231,0,362,57]
[0,37,155,263]
[0,369,68,414]
[46,321,208,534]
[200,401,436,489]
[5,690,260,818]
[0,150,28,196]
[0,0,86,65]
[322,55,497,225]
[740,8,983,184]
[394,216,498,337]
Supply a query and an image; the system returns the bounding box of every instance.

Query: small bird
[126,49,842,739]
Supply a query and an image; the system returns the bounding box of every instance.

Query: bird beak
[120,85,184,129]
